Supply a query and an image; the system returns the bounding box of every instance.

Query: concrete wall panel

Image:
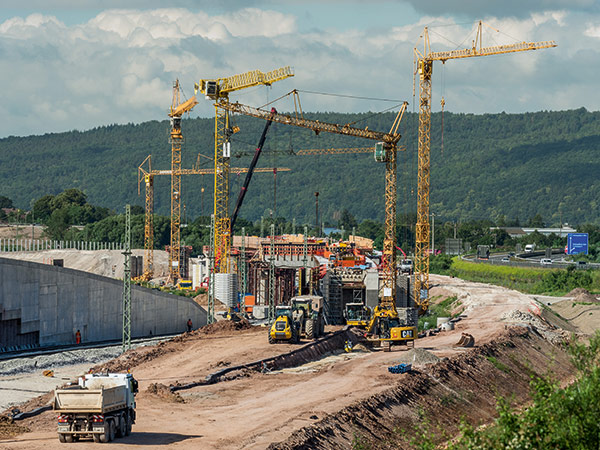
[0,256,206,350]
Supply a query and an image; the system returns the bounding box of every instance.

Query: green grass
[450,259,596,295]
[486,356,511,373]
[419,295,458,331]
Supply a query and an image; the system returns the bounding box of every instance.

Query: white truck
[53,373,138,443]
[399,259,413,275]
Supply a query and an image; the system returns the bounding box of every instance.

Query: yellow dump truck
[53,373,138,443]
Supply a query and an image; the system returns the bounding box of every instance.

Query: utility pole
[314,192,319,236]
[268,223,276,323]
[122,205,132,353]
[302,225,308,295]
[240,227,247,315]
[201,187,205,216]
[431,213,435,256]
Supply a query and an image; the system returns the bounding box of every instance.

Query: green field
[448,259,599,295]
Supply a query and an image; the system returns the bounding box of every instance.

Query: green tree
[0,195,14,209]
[33,195,55,223]
[338,209,358,231]
[527,213,545,228]
[45,208,70,240]
[50,188,87,210]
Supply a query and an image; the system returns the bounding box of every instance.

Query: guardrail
[464,255,599,270]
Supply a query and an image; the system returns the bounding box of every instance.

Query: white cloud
[0,7,598,138]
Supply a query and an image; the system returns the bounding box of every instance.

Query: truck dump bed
[54,385,127,414]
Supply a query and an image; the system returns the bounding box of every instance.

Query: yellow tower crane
[168,80,199,281]
[413,21,556,313]
[220,98,412,349]
[137,154,290,280]
[194,66,293,274]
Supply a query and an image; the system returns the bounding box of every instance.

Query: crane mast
[167,80,198,281]
[413,21,556,314]
[138,155,289,280]
[195,66,293,274]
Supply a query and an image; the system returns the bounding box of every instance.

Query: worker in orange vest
[75,330,81,344]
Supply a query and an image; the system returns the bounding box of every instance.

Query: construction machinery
[167,80,198,282]
[230,108,278,233]
[221,95,411,349]
[175,279,193,290]
[344,302,371,327]
[269,295,325,344]
[137,155,290,281]
[413,21,556,313]
[53,372,138,443]
[194,66,293,276]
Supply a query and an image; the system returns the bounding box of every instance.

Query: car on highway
[576,261,588,267]
[540,258,553,266]
[501,257,510,262]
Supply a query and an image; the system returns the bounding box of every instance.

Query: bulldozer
[269,295,325,344]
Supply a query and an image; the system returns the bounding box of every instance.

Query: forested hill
[1,107,599,225]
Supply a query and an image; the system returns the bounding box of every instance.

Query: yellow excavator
[363,306,416,351]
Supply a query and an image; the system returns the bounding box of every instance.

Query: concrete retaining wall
[0,256,206,350]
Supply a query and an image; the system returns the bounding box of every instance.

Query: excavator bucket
[453,333,475,348]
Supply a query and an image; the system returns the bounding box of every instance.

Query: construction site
[2,20,598,450]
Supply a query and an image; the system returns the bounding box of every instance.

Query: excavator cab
[344,303,371,327]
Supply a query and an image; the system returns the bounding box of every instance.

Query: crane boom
[413,21,556,314]
[219,101,399,145]
[230,108,277,233]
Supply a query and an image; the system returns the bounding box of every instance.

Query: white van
[524,244,535,253]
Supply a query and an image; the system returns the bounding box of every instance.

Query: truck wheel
[99,424,110,443]
[320,316,325,336]
[117,414,126,438]
[306,319,315,339]
[93,434,101,443]
[64,434,74,443]
[125,412,132,436]
[291,326,300,344]
[109,420,116,441]
[58,433,66,443]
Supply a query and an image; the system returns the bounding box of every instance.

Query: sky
[0,0,599,137]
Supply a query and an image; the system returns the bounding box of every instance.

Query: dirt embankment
[268,328,574,450]
[93,320,256,373]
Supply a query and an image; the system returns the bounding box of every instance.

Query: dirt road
[0,274,588,449]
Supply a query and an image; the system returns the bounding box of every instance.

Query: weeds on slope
[449,259,594,295]
[440,331,600,450]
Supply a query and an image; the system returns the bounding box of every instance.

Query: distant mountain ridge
[1,107,599,225]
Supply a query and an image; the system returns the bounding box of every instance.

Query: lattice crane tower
[413,21,556,313]
[194,67,294,274]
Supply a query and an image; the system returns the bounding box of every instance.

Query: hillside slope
[1,107,599,224]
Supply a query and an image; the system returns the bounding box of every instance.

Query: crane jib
[219,101,399,145]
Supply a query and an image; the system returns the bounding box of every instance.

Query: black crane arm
[230,108,277,233]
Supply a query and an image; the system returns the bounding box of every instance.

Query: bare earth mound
[2,274,598,449]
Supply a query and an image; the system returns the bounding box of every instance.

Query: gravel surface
[0,338,171,411]
[0,338,168,377]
